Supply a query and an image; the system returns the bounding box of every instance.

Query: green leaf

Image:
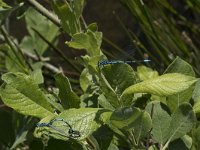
[30,68,44,84]
[192,125,200,148]
[146,101,171,145]
[35,108,106,140]
[167,86,194,113]
[133,111,152,143]
[0,72,54,118]
[73,0,84,19]
[10,130,28,150]
[20,7,59,55]
[164,56,195,76]
[137,65,159,81]
[99,71,120,108]
[100,63,138,108]
[46,94,64,113]
[163,103,195,149]
[98,94,115,111]
[192,79,200,114]
[79,68,91,92]
[66,30,102,56]
[52,0,81,36]
[0,0,11,10]
[164,57,196,112]
[87,23,98,32]
[121,73,197,99]
[54,73,80,109]
[110,106,142,130]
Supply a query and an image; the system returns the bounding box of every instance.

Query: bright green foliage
[0,1,200,150]
[121,73,197,98]
[165,57,196,112]
[146,101,171,146]
[0,72,54,118]
[137,65,159,81]
[35,108,105,140]
[52,0,82,36]
[67,29,102,56]
[54,73,80,109]
[100,63,138,108]
[146,102,195,150]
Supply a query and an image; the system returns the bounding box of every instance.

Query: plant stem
[26,0,60,27]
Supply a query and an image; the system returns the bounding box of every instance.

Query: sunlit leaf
[0,72,54,118]
[66,30,102,56]
[35,108,109,140]
[121,73,197,100]
[137,65,159,81]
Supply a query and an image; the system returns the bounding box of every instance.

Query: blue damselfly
[98,59,151,68]
[36,118,80,139]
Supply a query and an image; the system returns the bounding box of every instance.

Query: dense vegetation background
[0,0,200,150]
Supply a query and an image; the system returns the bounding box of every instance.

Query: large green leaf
[99,71,120,108]
[146,101,171,146]
[66,30,102,56]
[20,8,59,55]
[121,73,197,100]
[163,103,195,149]
[167,86,194,113]
[100,63,138,108]
[52,0,81,36]
[110,106,142,130]
[133,111,152,144]
[164,56,195,76]
[54,73,80,109]
[164,57,196,112]
[0,72,54,118]
[35,108,108,140]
